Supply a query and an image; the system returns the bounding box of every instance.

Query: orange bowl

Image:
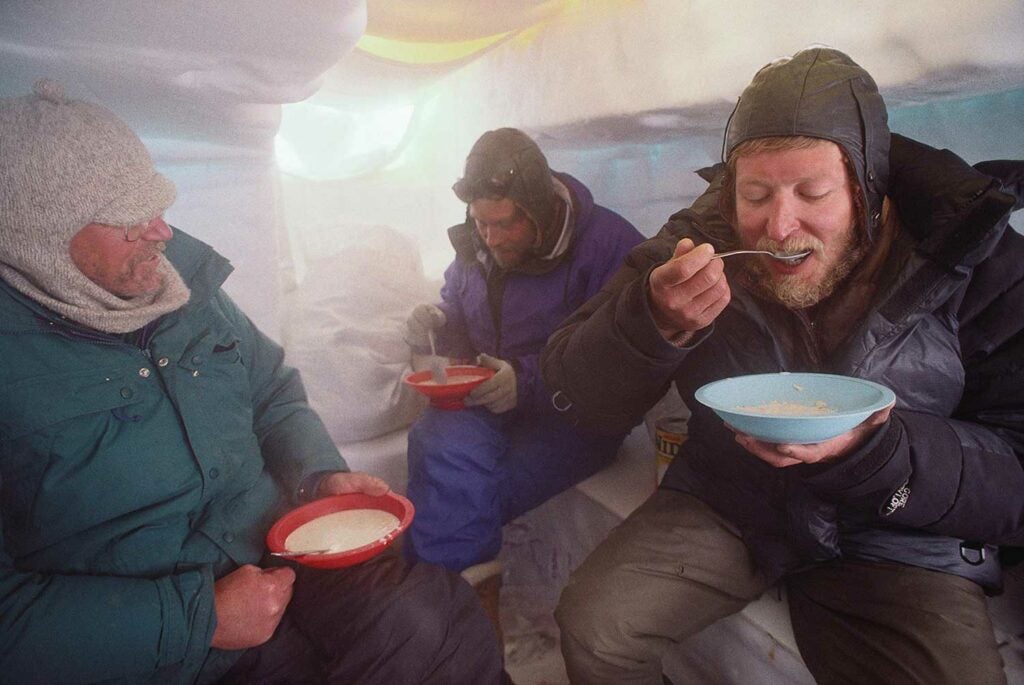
[404,364,495,410]
[266,492,415,569]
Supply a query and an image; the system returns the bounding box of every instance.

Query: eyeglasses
[120,220,152,242]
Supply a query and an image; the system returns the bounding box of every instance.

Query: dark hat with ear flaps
[452,128,557,233]
[725,47,891,239]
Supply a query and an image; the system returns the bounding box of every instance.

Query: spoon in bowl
[270,547,338,557]
[712,249,812,263]
[426,329,448,385]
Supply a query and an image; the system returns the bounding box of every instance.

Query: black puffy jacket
[541,136,1024,589]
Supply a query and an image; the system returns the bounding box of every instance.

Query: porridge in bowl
[732,399,834,416]
[285,509,400,553]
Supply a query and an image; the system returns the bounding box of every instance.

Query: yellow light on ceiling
[356,31,513,65]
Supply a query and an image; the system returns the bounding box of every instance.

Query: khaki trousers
[556,489,1005,685]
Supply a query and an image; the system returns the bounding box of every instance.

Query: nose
[765,196,799,242]
[480,225,502,248]
[141,216,173,241]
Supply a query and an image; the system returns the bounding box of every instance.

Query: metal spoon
[426,329,447,385]
[270,548,338,558]
[712,249,812,262]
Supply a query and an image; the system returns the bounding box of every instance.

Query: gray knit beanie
[0,79,189,333]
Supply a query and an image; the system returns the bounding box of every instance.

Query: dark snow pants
[219,553,503,684]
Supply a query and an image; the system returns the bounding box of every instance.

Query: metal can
[655,416,688,481]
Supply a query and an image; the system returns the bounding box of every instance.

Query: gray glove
[405,304,446,349]
[466,353,517,414]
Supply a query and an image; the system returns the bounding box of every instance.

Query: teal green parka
[0,229,348,684]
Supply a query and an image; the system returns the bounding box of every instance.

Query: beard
[114,243,168,298]
[744,225,867,309]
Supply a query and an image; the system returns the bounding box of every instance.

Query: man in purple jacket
[403,128,644,641]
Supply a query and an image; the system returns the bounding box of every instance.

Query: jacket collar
[162,227,233,305]
[888,134,1017,272]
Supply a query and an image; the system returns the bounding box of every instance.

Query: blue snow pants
[404,406,625,571]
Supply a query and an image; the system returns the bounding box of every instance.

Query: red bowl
[404,364,495,410]
[266,492,415,569]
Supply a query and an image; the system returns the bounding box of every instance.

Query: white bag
[283,226,439,444]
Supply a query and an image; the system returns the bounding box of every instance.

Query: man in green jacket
[0,80,504,684]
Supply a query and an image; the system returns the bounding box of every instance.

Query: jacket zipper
[792,309,823,369]
[485,266,505,357]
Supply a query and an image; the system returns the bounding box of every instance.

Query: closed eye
[800,190,831,201]
[797,182,836,200]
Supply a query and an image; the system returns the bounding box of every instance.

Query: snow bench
[337,424,1024,684]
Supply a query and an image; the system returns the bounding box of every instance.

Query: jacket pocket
[0,368,145,548]
[0,367,143,441]
[171,332,256,461]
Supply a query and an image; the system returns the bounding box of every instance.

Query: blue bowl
[694,372,896,444]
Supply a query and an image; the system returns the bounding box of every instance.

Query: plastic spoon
[427,329,448,385]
